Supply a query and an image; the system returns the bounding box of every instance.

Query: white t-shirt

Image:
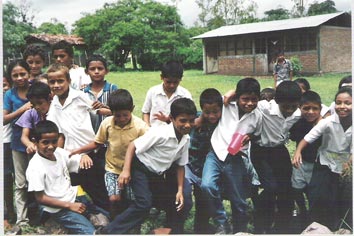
[134,123,189,175]
[69,67,91,90]
[256,99,301,147]
[211,101,262,161]
[47,88,95,150]
[26,148,81,213]
[3,123,12,143]
[141,84,192,126]
[304,113,352,174]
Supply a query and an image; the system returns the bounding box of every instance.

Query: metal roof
[193,12,345,39]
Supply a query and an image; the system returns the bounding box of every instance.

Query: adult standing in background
[273,53,293,88]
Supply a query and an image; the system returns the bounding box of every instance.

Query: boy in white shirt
[96,98,196,234]
[251,81,302,234]
[142,60,192,126]
[26,120,108,234]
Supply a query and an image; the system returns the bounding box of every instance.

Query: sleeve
[134,126,161,154]
[304,119,327,144]
[136,118,149,137]
[95,119,108,144]
[3,90,13,112]
[26,160,45,192]
[141,88,153,113]
[59,148,81,173]
[111,84,118,91]
[288,60,293,71]
[46,106,62,133]
[253,111,263,137]
[15,109,35,128]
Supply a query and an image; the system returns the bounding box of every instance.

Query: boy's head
[235,77,260,114]
[170,98,197,137]
[276,53,285,63]
[199,88,222,124]
[108,89,134,128]
[52,41,74,67]
[334,86,352,119]
[47,63,71,98]
[3,76,12,93]
[260,88,275,102]
[160,60,183,95]
[85,54,109,82]
[338,75,352,89]
[275,81,302,118]
[23,44,46,76]
[300,91,322,123]
[294,78,310,93]
[27,81,52,116]
[33,120,59,160]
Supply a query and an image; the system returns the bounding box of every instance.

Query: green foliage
[263,8,290,21]
[36,20,68,35]
[307,0,337,16]
[290,56,303,76]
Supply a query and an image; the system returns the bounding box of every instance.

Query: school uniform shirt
[134,122,189,175]
[47,88,96,150]
[26,148,81,213]
[211,101,262,161]
[304,113,352,174]
[95,115,149,175]
[141,83,192,126]
[69,67,92,90]
[255,99,301,147]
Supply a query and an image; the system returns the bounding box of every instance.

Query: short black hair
[170,98,197,119]
[260,88,275,101]
[199,88,222,110]
[335,86,352,101]
[7,59,31,82]
[235,77,260,99]
[47,63,71,81]
[275,81,302,104]
[161,60,183,79]
[108,89,134,112]
[85,54,108,70]
[33,120,59,142]
[338,75,352,89]
[27,81,51,100]
[52,41,74,57]
[300,91,321,106]
[294,78,311,91]
[23,44,46,61]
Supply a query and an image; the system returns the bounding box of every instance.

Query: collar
[84,81,110,93]
[110,115,135,130]
[53,87,81,108]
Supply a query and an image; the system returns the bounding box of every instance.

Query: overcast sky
[4,0,352,31]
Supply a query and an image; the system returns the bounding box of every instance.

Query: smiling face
[36,132,59,160]
[236,93,259,115]
[171,113,196,140]
[47,70,70,100]
[30,97,51,117]
[86,61,108,82]
[300,102,321,123]
[26,55,45,77]
[11,66,30,88]
[335,92,352,119]
[201,103,222,124]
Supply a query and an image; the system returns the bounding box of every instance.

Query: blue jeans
[201,150,249,233]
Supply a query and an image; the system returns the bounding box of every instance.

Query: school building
[193,12,351,75]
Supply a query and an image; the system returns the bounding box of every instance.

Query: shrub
[290,56,303,76]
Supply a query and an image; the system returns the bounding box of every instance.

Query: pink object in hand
[227,132,245,155]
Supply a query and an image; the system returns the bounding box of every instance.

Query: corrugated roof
[25,34,86,46]
[193,12,345,39]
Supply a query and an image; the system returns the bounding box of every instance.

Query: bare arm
[70,141,100,156]
[143,113,151,126]
[273,74,277,88]
[34,191,87,214]
[118,142,136,189]
[3,102,32,125]
[289,70,293,81]
[292,139,309,168]
[21,128,36,154]
[175,165,185,212]
[57,134,65,148]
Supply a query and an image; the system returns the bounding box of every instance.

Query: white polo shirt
[69,67,91,90]
[26,148,81,213]
[47,88,95,150]
[142,83,192,126]
[304,113,352,174]
[134,123,189,175]
[256,99,301,147]
[211,101,262,161]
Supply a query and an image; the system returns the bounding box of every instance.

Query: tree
[263,8,290,21]
[291,0,307,17]
[307,0,337,16]
[37,19,68,35]
[196,0,214,27]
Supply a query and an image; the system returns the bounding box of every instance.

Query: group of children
[3,42,352,235]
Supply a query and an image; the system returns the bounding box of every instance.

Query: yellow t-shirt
[95,115,149,174]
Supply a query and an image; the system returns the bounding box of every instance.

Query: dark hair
[275,81,302,104]
[199,88,222,110]
[6,59,31,81]
[161,60,183,79]
[52,41,74,57]
[260,87,275,101]
[33,120,59,142]
[3,76,13,87]
[300,91,321,106]
[46,63,71,81]
[26,81,51,100]
[235,77,260,99]
[23,44,46,61]
[108,89,134,111]
[170,98,197,119]
[335,86,352,101]
[294,78,311,91]
[338,75,352,89]
[85,54,108,70]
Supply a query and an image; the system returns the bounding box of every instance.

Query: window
[227,40,235,56]
[285,31,317,52]
[255,38,266,54]
[219,41,227,56]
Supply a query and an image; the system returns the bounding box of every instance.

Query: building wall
[287,51,319,73]
[319,26,351,73]
[218,54,268,75]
